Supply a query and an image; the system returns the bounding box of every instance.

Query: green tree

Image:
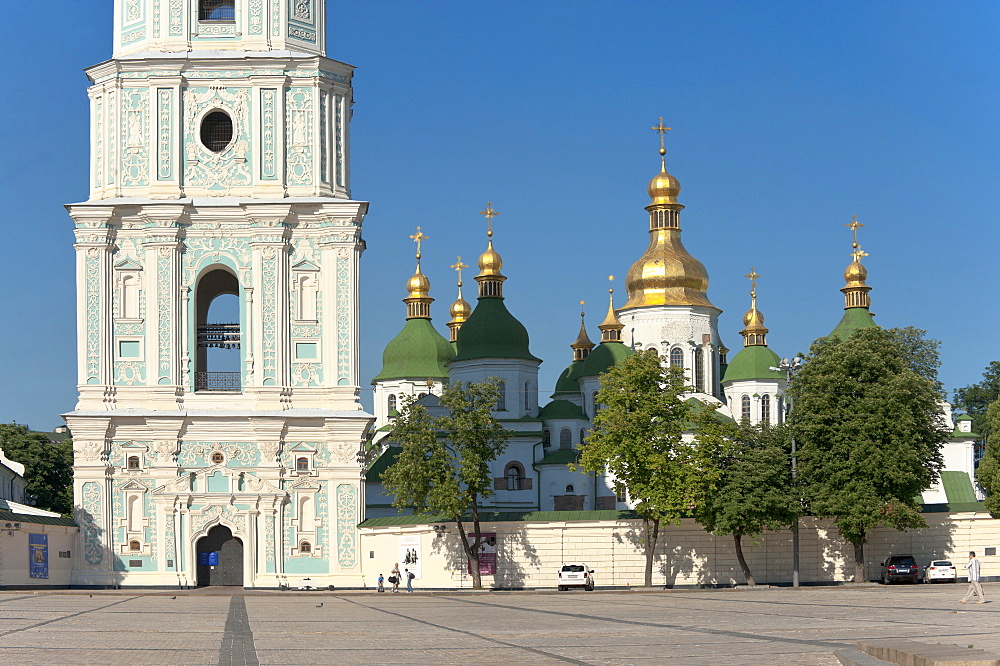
[578,349,697,587]
[953,361,1000,440]
[693,415,799,586]
[791,327,947,583]
[0,424,74,515]
[974,398,1000,517]
[381,379,510,589]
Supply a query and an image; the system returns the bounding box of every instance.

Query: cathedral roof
[579,340,635,378]
[828,306,877,341]
[828,216,877,340]
[552,360,586,396]
[538,399,587,421]
[451,297,540,362]
[721,345,784,383]
[372,319,454,383]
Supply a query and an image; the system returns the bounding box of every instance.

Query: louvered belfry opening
[195,268,242,391]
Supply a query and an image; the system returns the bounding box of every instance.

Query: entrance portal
[196,524,244,586]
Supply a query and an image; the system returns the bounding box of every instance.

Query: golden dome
[477,240,503,277]
[623,230,716,310]
[450,295,472,321]
[743,306,765,330]
[648,164,681,205]
[406,268,430,299]
[844,257,868,287]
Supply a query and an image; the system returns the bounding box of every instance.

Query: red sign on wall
[467,533,497,575]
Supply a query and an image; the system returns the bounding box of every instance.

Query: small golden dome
[648,165,681,205]
[743,306,765,329]
[477,240,503,277]
[406,269,430,299]
[844,258,868,287]
[450,295,472,321]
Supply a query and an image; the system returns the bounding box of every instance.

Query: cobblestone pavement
[0,584,997,665]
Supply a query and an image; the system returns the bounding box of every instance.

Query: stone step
[855,639,1000,666]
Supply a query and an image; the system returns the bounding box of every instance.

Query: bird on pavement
[316,602,323,608]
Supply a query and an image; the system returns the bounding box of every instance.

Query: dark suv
[880,554,920,584]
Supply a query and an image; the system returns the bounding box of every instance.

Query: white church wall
[0,523,77,588]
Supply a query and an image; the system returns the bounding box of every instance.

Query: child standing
[377,573,384,592]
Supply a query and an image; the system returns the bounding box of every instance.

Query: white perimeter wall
[0,524,77,587]
[357,513,1000,589]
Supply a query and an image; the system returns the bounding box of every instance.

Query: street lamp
[771,356,802,588]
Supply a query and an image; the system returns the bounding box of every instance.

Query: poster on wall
[398,534,421,579]
[29,533,48,579]
[467,533,496,575]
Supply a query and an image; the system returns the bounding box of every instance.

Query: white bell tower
[66,0,372,589]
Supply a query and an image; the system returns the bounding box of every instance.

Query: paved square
[0,585,996,664]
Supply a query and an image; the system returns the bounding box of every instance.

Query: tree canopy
[975,398,1000,517]
[953,361,1000,440]
[380,379,510,589]
[578,349,696,586]
[0,424,74,515]
[791,326,947,583]
[693,415,798,586]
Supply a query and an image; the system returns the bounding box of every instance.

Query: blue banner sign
[199,551,219,566]
[29,533,48,579]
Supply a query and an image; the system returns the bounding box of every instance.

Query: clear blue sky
[1,1,997,430]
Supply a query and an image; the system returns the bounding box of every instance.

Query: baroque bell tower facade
[65,0,372,588]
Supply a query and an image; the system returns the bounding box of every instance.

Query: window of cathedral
[616,486,627,503]
[761,394,771,424]
[199,0,235,21]
[299,541,312,554]
[296,457,309,472]
[201,111,234,153]
[195,268,241,392]
[559,428,572,450]
[211,452,225,465]
[592,391,600,415]
[565,484,575,494]
[580,429,586,445]
[670,347,684,368]
[542,430,551,448]
[694,348,705,392]
[495,381,506,411]
[418,392,427,399]
[129,540,141,552]
[505,463,525,491]
[777,396,785,423]
[388,394,397,414]
[127,455,140,470]
[741,395,751,422]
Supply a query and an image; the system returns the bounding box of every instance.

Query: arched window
[592,391,599,414]
[298,495,314,526]
[777,396,785,423]
[129,540,141,552]
[296,457,309,472]
[296,274,317,321]
[199,0,235,21]
[387,394,397,413]
[127,495,140,532]
[559,428,572,450]
[694,348,705,392]
[495,380,506,411]
[127,455,140,470]
[299,541,312,554]
[670,347,684,368]
[121,274,140,320]
[524,382,531,411]
[580,429,586,445]
[565,484,575,494]
[761,394,771,424]
[210,452,224,465]
[418,392,427,399]
[505,462,524,491]
[741,395,751,422]
[195,267,241,392]
[542,430,551,447]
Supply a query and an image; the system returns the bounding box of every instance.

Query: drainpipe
[531,442,543,511]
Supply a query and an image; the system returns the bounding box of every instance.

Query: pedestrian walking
[405,568,414,593]
[391,563,401,593]
[960,551,986,604]
[377,574,384,593]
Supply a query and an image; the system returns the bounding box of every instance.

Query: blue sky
[1,1,998,429]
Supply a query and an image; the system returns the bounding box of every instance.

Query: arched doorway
[196,524,244,586]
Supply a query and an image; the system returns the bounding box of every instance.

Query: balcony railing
[197,323,241,349]
[195,372,241,391]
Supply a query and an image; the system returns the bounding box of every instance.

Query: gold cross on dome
[651,117,672,152]
[450,256,468,285]
[409,226,428,259]
[846,214,864,248]
[479,202,499,237]
[745,267,760,307]
[852,247,869,263]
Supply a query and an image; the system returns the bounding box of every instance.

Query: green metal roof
[0,509,76,527]
[828,306,877,341]
[941,471,978,504]
[364,447,401,482]
[553,359,585,395]
[358,509,639,528]
[538,399,587,421]
[721,345,783,383]
[536,448,581,465]
[452,297,541,363]
[579,341,635,378]
[372,318,454,383]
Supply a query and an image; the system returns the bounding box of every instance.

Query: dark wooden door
[196,525,243,586]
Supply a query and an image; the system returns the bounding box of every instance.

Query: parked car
[558,563,595,591]
[879,554,919,584]
[923,560,957,583]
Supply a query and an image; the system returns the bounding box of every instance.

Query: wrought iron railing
[194,372,242,391]
[197,323,241,349]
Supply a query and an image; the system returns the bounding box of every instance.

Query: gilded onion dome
[570,304,595,361]
[622,122,717,311]
[403,227,433,319]
[598,278,625,343]
[740,267,768,347]
[829,215,876,340]
[447,257,472,342]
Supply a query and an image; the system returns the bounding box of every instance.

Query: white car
[923,560,957,583]
[558,564,595,591]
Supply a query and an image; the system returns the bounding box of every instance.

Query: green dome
[552,359,585,396]
[538,399,587,420]
[722,345,783,383]
[452,297,540,362]
[579,341,635,378]
[372,318,454,383]
[828,306,876,341]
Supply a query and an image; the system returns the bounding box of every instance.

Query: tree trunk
[734,533,755,586]
[852,536,865,584]
[643,517,660,587]
[455,514,482,589]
